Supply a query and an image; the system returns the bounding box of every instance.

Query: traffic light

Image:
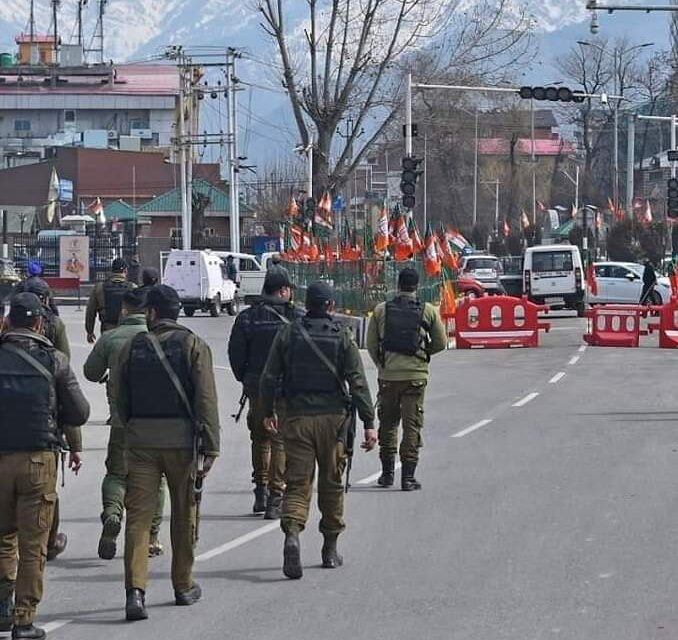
[518,86,585,103]
[401,156,422,210]
[667,178,678,219]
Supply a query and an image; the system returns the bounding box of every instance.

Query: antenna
[52,0,61,62]
[77,0,89,49]
[29,0,35,44]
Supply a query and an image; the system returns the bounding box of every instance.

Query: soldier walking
[85,258,136,343]
[110,285,220,621]
[83,290,166,560]
[260,281,376,579]
[366,268,447,491]
[228,270,302,518]
[0,293,89,639]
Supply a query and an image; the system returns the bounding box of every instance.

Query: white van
[213,251,282,305]
[523,245,586,316]
[162,249,239,317]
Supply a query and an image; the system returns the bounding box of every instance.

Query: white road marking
[451,419,493,438]
[196,522,280,562]
[214,365,231,371]
[42,620,72,634]
[355,462,402,485]
[513,392,539,408]
[578,345,587,353]
[549,372,566,384]
[568,356,580,366]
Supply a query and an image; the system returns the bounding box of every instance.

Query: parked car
[589,261,671,306]
[460,254,503,294]
[457,275,486,298]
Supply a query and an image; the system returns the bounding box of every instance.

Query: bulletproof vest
[103,279,133,326]
[0,342,58,451]
[128,329,194,419]
[245,303,295,383]
[382,296,426,357]
[285,318,343,396]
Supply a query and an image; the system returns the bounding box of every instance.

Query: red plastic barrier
[647,299,678,348]
[455,295,550,349]
[583,305,647,347]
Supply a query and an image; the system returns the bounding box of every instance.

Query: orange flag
[287,197,299,218]
[424,224,441,277]
[587,263,598,297]
[409,217,424,254]
[375,206,389,252]
[440,279,457,319]
[394,215,413,261]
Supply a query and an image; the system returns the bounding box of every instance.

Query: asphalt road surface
[10,307,678,640]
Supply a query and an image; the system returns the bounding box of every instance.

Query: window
[14,120,31,132]
[204,227,216,237]
[531,251,573,273]
[610,266,634,279]
[130,117,149,130]
[64,110,76,124]
[170,228,182,238]
[189,261,196,266]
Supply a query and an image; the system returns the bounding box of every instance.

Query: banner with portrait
[59,235,89,282]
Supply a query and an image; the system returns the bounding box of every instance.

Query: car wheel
[227,295,239,316]
[183,307,195,318]
[210,294,221,318]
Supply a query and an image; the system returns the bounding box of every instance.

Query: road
[12,307,678,640]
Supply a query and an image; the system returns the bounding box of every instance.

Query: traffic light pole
[406,73,413,157]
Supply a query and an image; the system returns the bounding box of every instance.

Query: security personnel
[228,269,302,518]
[136,267,159,300]
[260,281,376,580]
[83,290,166,560]
[85,258,136,343]
[366,267,447,491]
[110,285,220,621]
[0,293,89,639]
[14,263,59,317]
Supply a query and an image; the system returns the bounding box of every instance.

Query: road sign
[668,150,678,162]
[332,196,345,212]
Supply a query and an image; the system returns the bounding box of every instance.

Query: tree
[256,0,533,197]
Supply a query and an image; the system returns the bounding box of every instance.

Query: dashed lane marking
[42,620,72,634]
[578,345,587,353]
[549,372,566,384]
[512,392,539,408]
[451,419,493,438]
[568,356,580,366]
[355,462,402,485]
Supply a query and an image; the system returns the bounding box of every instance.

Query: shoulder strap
[146,333,196,424]
[296,322,349,400]
[1,342,54,382]
[261,304,292,325]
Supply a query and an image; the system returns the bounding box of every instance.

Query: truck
[162,249,239,317]
[213,251,277,305]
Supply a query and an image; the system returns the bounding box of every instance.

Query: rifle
[232,391,247,423]
[342,405,357,493]
[193,437,204,542]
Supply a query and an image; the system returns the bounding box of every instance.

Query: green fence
[283,258,443,314]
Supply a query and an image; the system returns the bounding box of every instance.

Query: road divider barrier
[647,298,678,348]
[583,305,648,347]
[455,296,550,349]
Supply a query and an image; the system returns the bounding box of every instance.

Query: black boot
[253,485,268,514]
[401,462,422,491]
[264,491,283,520]
[46,532,67,561]
[321,534,344,569]
[283,531,303,579]
[11,624,45,639]
[125,588,148,621]
[175,583,202,606]
[0,594,13,632]
[376,457,395,488]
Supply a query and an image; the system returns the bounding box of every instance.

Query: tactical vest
[285,318,343,396]
[382,296,427,357]
[245,303,295,383]
[103,280,133,326]
[0,342,58,451]
[42,308,58,345]
[128,329,194,419]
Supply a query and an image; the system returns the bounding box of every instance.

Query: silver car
[460,255,503,294]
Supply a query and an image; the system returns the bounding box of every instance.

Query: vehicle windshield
[465,258,499,271]
[531,251,574,273]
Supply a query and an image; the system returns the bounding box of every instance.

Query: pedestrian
[260,281,376,580]
[14,263,59,317]
[0,293,89,639]
[366,267,447,491]
[85,258,136,343]
[83,290,166,561]
[640,258,657,304]
[225,255,238,283]
[110,285,220,621]
[136,267,159,301]
[228,269,303,518]
[266,253,291,283]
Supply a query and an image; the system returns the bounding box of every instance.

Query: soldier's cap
[145,284,181,317]
[141,266,159,286]
[111,257,128,273]
[9,292,44,323]
[398,267,419,291]
[306,280,334,308]
[263,269,294,294]
[22,277,51,298]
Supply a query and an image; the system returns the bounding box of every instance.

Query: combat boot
[376,457,395,488]
[253,484,268,514]
[321,534,344,569]
[125,588,148,621]
[401,462,422,491]
[148,536,164,558]
[283,530,303,579]
[46,533,67,561]
[0,594,13,632]
[175,583,202,606]
[97,514,121,560]
[264,491,283,520]
[11,624,45,639]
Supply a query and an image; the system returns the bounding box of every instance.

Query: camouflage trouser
[377,380,427,464]
[246,393,286,494]
[280,414,347,536]
[0,452,57,626]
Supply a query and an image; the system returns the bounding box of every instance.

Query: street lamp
[577,40,654,210]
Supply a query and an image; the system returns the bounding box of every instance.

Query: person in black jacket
[640,259,658,304]
[228,270,302,518]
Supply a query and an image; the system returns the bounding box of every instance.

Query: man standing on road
[228,270,302,518]
[111,285,220,621]
[260,281,376,579]
[85,258,136,343]
[225,255,238,283]
[367,268,447,491]
[83,290,166,560]
[640,259,658,305]
[0,293,89,640]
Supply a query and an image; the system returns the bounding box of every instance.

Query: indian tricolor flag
[448,230,470,253]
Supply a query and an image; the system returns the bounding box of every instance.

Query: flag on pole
[375,206,390,252]
[571,203,577,219]
[448,230,470,253]
[520,210,530,230]
[503,219,510,237]
[537,201,546,212]
[88,197,105,225]
[587,263,598,297]
[287,196,299,218]
[440,278,457,319]
[423,223,441,277]
[643,199,653,225]
[394,215,413,261]
[409,217,424,254]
